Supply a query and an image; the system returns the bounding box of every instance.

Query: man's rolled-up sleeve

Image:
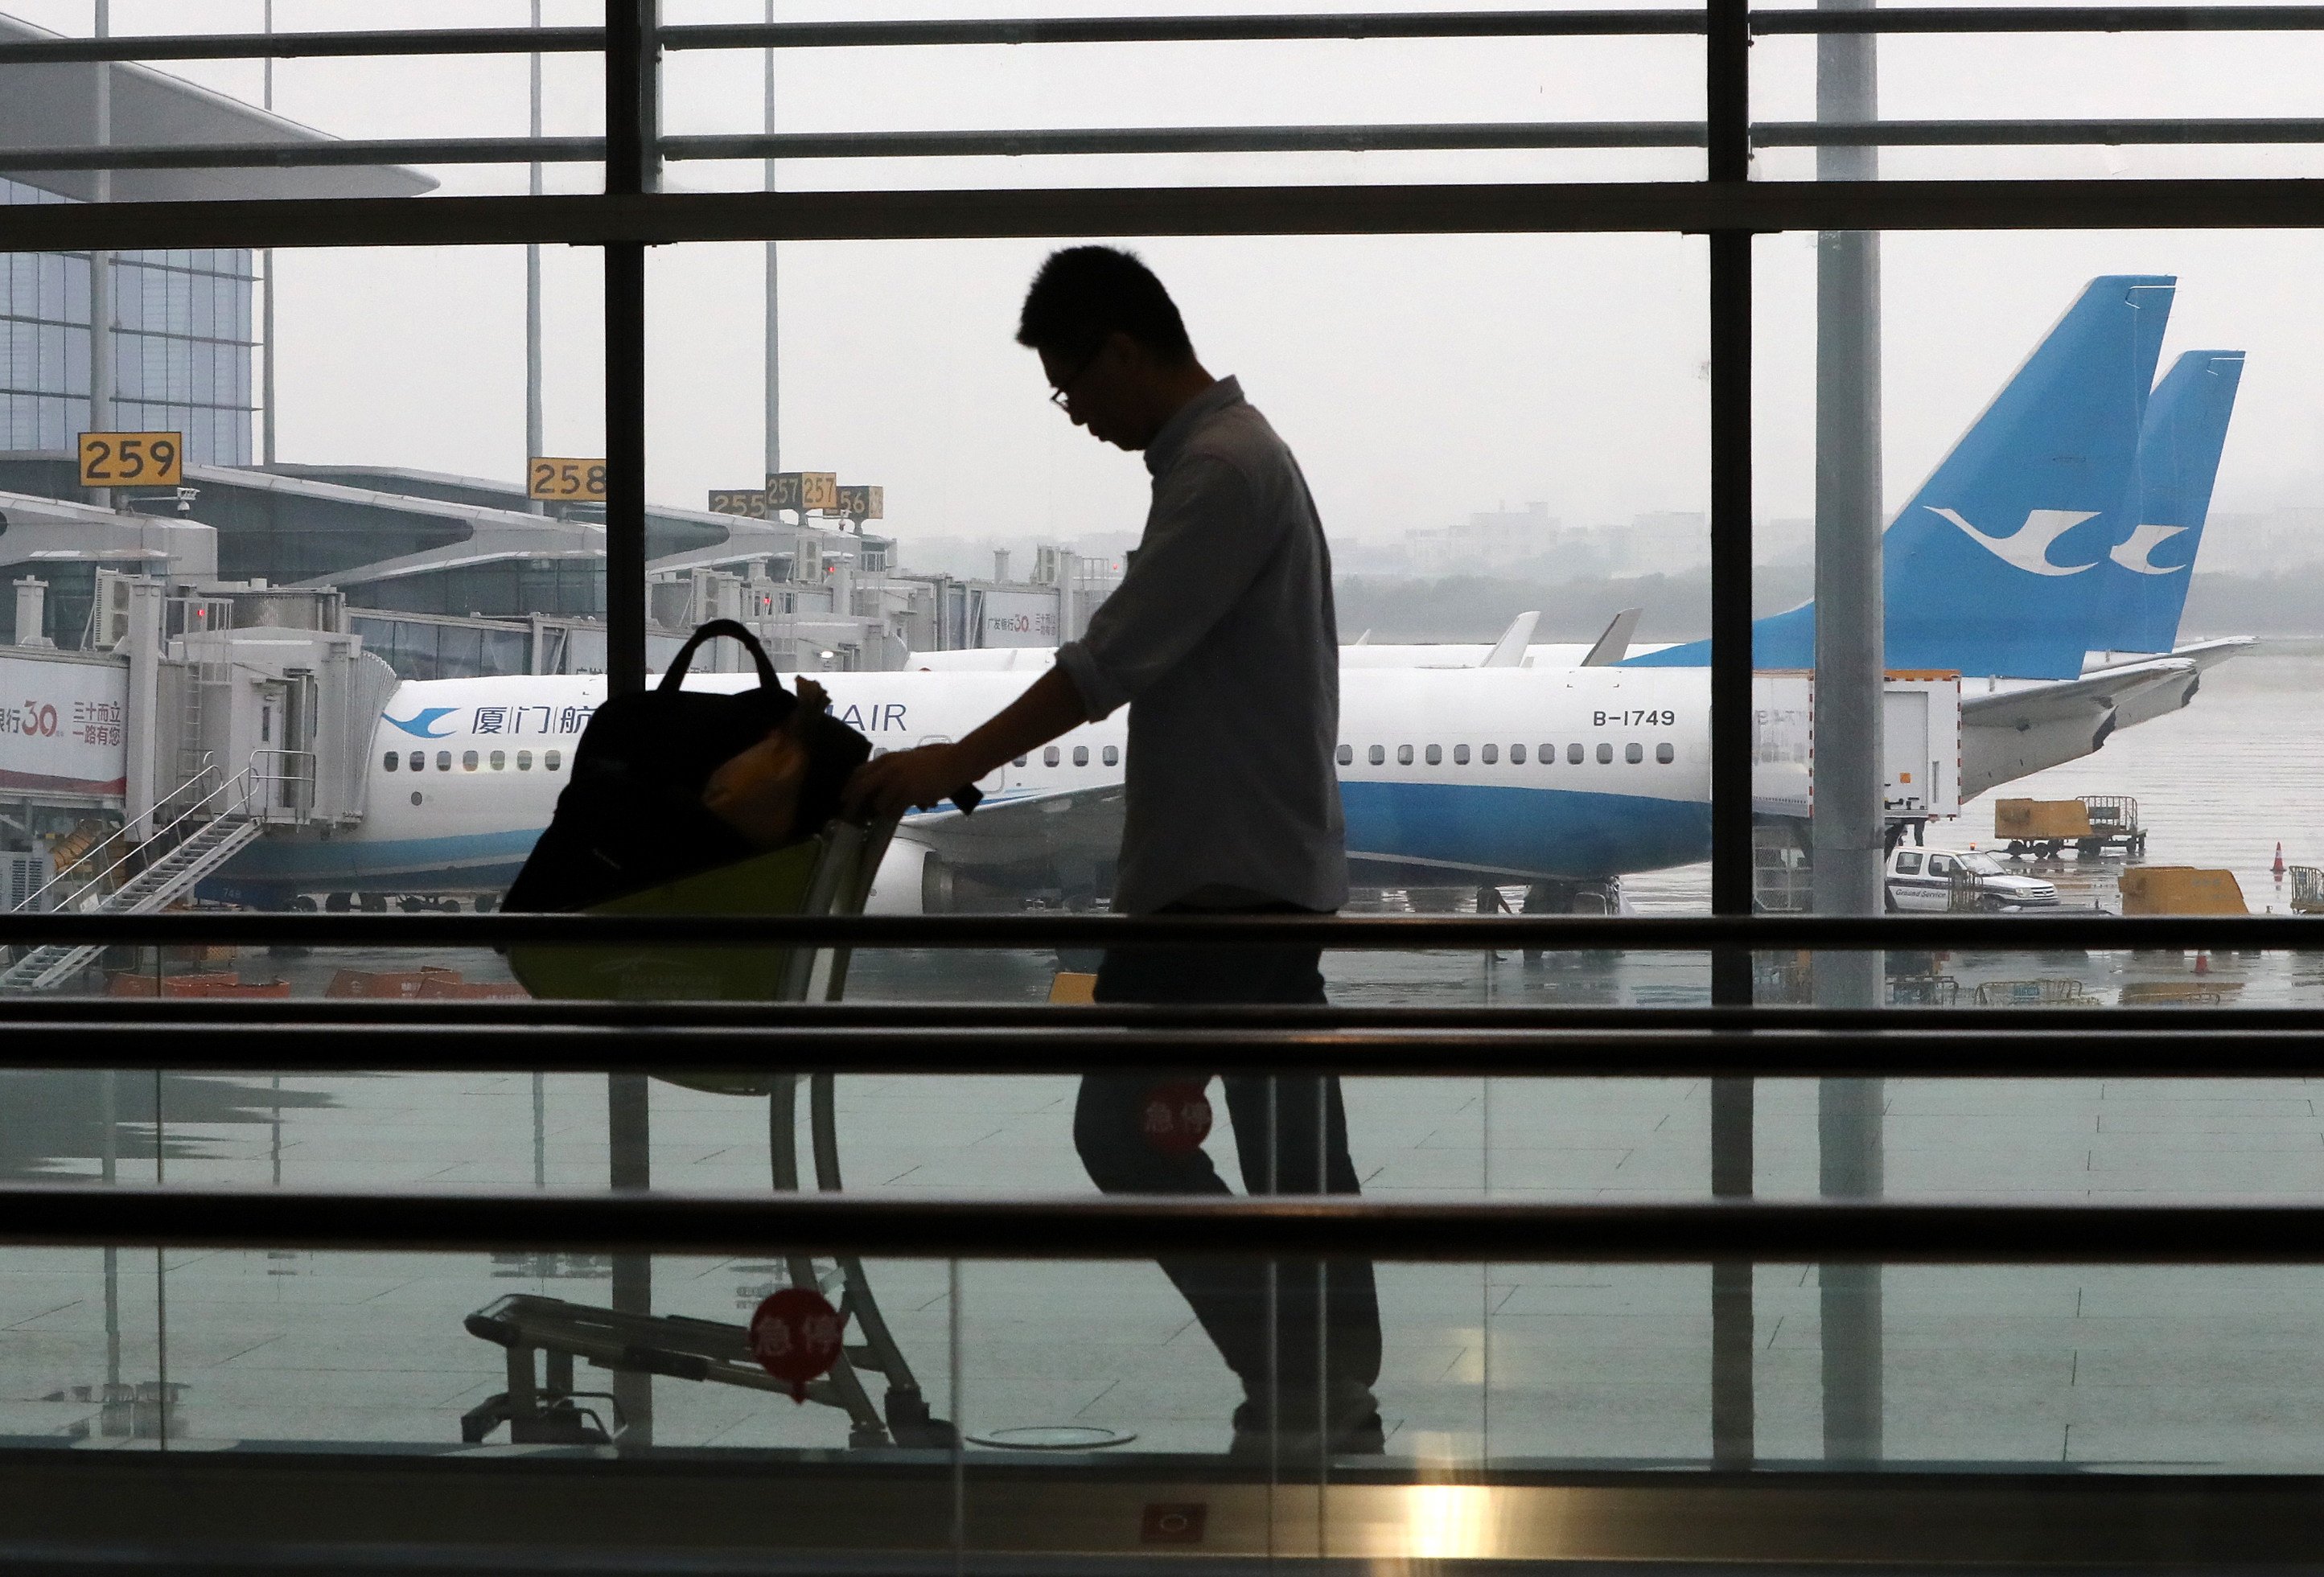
[1056,455,1277,721]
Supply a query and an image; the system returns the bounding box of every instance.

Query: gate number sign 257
[79,431,183,487]
[529,458,608,501]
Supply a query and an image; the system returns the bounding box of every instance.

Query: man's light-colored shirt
[1057,376,1347,914]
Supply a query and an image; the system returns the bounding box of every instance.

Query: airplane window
[1481,744,1497,764]
[1014,757,1027,767]
[408,751,423,772]
[1396,745,1413,766]
[516,751,533,770]
[1335,744,1352,766]
[463,750,479,771]
[436,750,451,771]
[409,791,422,806]
[1103,745,1119,766]
[490,750,506,771]
[1453,744,1470,765]
[383,752,398,773]
[545,749,562,772]
[1043,745,1060,766]
[1596,743,1613,764]
[1072,745,1088,766]
[1625,742,1643,764]
[1567,743,1583,765]
[1656,742,1675,764]
[1425,744,1442,766]
[1368,745,1384,766]
[1511,744,1526,764]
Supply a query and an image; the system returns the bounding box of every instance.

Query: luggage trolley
[461,817,956,1449]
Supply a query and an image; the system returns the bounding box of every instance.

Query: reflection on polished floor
[8,1053,2324,1468]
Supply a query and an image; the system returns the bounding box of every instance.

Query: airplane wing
[1961,657,2197,799]
[1481,612,1540,667]
[2168,635,2257,672]
[899,780,1125,868]
[1582,607,1644,667]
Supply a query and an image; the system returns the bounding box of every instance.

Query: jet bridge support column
[1813,0,1886,1464]
[122,580,163,841]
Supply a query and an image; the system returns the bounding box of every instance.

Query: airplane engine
[864,837,955,916]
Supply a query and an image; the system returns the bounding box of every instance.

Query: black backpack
[504,622,870,914]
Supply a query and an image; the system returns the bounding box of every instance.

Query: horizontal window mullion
[661,11,1708,48]
[1762,117,2324,146]
[0,26,603,64]
[2,1186,2323,1264]
[0,181,2322,254]
[0,906,2311,949]
[1755,3,2324,31]
[0,138,603,174]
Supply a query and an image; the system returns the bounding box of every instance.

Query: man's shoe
[1228,1394,1386,1460]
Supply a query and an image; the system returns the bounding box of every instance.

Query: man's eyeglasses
[1048,344,1105,410]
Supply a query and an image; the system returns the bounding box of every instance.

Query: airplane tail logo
[1927,507,2102,577]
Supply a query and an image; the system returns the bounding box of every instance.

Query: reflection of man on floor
[846,246,1383,1455]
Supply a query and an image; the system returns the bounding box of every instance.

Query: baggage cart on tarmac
[1996,795,2145,859]
[463,817,956,1450]
[2289,867,2324,914]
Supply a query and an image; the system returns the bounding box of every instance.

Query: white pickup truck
[1886,847,2060,913]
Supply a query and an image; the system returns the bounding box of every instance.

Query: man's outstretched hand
[845,743,975,821]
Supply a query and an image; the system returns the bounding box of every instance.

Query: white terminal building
[0,14,1114,906]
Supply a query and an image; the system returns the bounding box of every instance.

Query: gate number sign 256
[529,458,608,501]
[79,431,183,487]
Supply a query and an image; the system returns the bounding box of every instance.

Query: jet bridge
[1,574,397,987]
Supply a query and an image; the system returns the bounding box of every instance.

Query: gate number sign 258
[529,458,608,501]
[79,432,183,487]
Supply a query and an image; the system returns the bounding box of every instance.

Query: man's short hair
[1016,246,1194,363]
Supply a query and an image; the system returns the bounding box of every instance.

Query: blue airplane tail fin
[1628,275,2175,678]
[2096,349,2242,655]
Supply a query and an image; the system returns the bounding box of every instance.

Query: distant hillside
[2182,569,2324,638]
[1334,565,2324,646]
[1333,567,1813,645]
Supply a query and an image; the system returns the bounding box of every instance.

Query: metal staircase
[1,756,286,994]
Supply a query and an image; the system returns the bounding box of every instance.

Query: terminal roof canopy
[0,14,436,203]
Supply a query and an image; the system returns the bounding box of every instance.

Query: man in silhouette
[848,246,1382,1456]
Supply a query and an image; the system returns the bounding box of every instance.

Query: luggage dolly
[463,819,954,1449]
[460,1072,954,1450]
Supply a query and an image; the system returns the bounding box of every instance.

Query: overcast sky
[12,1,2324,564]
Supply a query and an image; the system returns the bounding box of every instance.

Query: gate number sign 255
[529,458,608,501]
[79,431,183,487]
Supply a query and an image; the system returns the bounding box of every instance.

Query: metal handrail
[0,908,2313,948]
[15,998,2324,1029]
[12,755,230,915]
[7,1185,2324,1264]
[2,1016,2324,1078]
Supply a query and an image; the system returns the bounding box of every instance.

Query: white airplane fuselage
[218,666,1713,903]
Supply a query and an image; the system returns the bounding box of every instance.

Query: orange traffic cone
[2275,842,2288,881]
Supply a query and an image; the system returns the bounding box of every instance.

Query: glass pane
[0,9,602,201]
[1753,18,2324,183]
[660,0,1707,189]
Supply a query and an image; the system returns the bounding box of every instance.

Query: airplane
[210,277,2244,914]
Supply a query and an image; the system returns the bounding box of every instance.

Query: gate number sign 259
[78,431,183,487]
[529,458,608,501]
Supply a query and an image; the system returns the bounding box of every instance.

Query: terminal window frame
[20,2,2266,971]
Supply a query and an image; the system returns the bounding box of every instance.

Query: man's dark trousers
[1077,906,1383,1419]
